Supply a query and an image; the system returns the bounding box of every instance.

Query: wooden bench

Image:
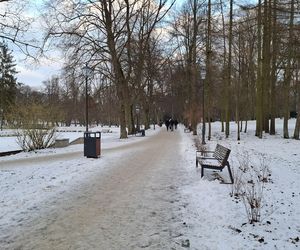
[196,144,234,184]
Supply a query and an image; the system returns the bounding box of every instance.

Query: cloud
[16,64,61,89]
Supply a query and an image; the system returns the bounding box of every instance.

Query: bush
[11,103,57,151]
[231,151,251,198]
[231,151,271,224]
[16,127,56,151]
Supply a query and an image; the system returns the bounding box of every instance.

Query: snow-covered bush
[231,152,271,224]
[231,151,251,198]
[16,127,56,151]
[11,103,58,151]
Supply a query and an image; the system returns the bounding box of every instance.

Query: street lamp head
[82,64,93,77]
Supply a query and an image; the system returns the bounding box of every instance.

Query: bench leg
[201,165,204,178]
[227,162,234,184]
[196,158,198,168]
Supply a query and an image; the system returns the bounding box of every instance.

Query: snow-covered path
[0,129,193,250]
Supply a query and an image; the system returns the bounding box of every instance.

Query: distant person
[165,119,170,131]
[174,119,178,129]
[169,118,174,131]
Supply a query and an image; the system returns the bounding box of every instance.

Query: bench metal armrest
[196,150,214,157]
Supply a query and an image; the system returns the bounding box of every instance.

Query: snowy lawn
[0,125,126,153]
[0,120,299,249]
[180,119,300,249]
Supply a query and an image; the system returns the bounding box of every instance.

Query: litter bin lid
[84,131,101,138]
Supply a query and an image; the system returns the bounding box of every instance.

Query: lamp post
[153,101,156,130]
[82,63,93,132]
[201,70,206,145]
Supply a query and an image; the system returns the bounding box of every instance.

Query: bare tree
[0,1,41,58]
[44,0,172,138]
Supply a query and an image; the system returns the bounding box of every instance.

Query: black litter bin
[84,132,101,158]
[140,129,145,136]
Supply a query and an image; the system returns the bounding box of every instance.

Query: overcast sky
[16,58,62,89]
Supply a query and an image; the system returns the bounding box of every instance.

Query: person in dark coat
[174,119,178,129]
[165,119,170,131]
[169,119,174,131]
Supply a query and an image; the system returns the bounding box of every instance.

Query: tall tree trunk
[294,61,300,139]
[219,0,226,133]
[236,26,242,141]
[255,0,263,138]
[0,114,3,131]
[225,0,233,138]
[127,104,136,135]
[144,105,150,130]
[206,0,212,140]
[283,0,295,139]
[190,0,199,136]
[126,99,134,134]
[262,0,271,133]
[104,1,128,139]
[270,0,277,135]
[240,120,243,132]
[294,113,300,139]
[244,120,248,133]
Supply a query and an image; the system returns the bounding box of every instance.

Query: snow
[180,119,300,249]
[0,125,121,153]
[0,120,299,249]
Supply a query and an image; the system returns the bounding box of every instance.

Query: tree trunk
[294,108,300,139]
[255,0,263,138]
[128,104,135,135]
[236,25,242,141]
[104,1,128,139]
[225,0,233,138]
[293,58,300,139]
[283,0,295,139]
[294,90,300,139]
[270,0,277,135]
[0,114,3,131]
[219,0,226,134]
[262,0,271,133]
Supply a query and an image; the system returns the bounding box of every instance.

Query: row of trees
[0,0,299,140]
[168,0,300,140]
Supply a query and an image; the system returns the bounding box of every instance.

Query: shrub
[231,151,271,224]
[12,103,57,151]
[16,127,56,151]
